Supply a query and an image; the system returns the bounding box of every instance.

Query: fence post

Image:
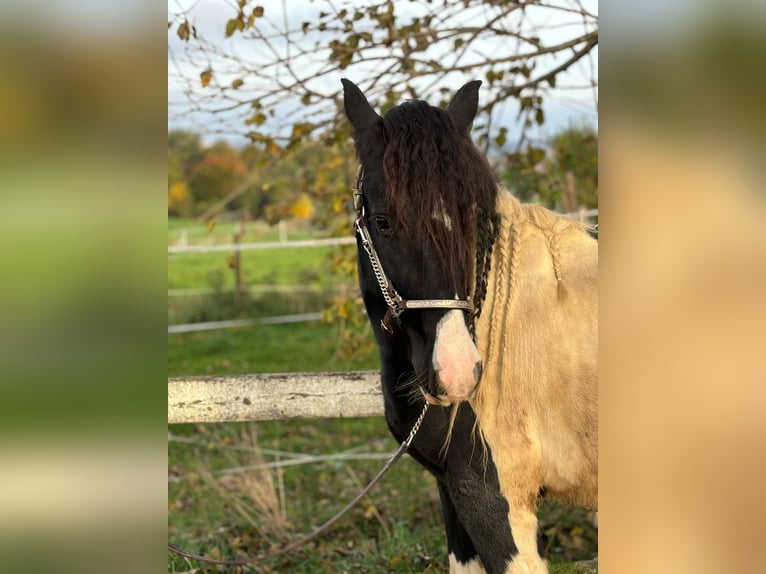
[231,220,245,307]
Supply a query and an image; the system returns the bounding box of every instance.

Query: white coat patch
[448,553,487,574]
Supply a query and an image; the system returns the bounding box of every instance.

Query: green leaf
[231,79,244,89]
[253,6,264,17]
[225,18,238,37]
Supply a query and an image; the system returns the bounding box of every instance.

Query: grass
[168,322,378,377]
[168,247,337,290]
[167,217,597,572]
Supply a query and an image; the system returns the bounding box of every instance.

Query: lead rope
[168,401,429,567]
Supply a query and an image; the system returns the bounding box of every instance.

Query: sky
[168,0,598,147]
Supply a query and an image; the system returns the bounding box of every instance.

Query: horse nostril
[473,360,482,384]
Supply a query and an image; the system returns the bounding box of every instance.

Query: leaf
[253,6,264,17]
[207,218,217,233]
[495,127,508,147]
[177,21,190,41]
[536,108,545,126]
[245,112,267,126]
[291,122,316,138]
[225,18,238,38]
[231,79,244,89]
[200,69,212,87]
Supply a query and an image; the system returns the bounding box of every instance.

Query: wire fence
[167,209,597,255]
[167,208,597,333]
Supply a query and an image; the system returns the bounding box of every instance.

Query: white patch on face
[448,553,487,574]
[433,309,481,399]
[432,198,453,230]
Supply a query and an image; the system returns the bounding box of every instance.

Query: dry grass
[198,424,290,544]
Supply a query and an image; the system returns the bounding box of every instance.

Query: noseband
[353,166,474,334]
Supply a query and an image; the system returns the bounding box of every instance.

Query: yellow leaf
[177,21,190,41]
[363,503,377,518]
[207,218,217,232]
[167,181,188,207]
[291,194,314,220]
[200,69,212,87]
[327,155,345,169]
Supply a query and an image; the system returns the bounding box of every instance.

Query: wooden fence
[168,370,384,424]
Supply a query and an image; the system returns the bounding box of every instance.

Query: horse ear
[341,78,381,139]
[447,80,482,135]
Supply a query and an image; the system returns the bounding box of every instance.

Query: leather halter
[352,165,473,334]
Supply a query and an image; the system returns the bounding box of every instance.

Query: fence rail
[168,236,356,255]
[168,313,324,334]
[168,370,383,424]
[168,285,354,297]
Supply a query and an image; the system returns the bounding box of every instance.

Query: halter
[353,165,474,334]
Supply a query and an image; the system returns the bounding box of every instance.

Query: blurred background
[0,1,165,573]
[0,0,762,572]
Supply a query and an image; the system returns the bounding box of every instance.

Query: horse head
[342,79,499,404]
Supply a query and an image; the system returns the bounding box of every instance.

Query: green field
[168,218,597,573]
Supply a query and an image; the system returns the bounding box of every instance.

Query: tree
[186,141,247,215]
[168,129,203,217]
[501,124,597,210]
[168,1,597,150]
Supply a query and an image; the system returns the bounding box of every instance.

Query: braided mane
[380,100,499,329]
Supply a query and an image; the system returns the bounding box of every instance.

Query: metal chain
[356,218,403,316]
[405,400,429,447]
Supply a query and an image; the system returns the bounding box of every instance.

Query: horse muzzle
[431,309,482,403]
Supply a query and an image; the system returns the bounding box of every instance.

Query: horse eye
[374,216,393,235]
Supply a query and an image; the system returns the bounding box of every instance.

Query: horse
[342,78,598,574]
